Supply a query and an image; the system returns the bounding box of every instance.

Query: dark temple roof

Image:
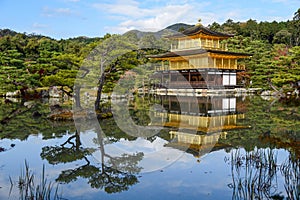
[148,49,252,59]
[167,25,234,39]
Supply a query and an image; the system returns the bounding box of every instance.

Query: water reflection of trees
[0,98,144,194]
[0,99,75,140]
[228,149,300,200]
[219,96,299,156]
[280,155,300,200]
[41,126,143,193]
[40,129,94,165]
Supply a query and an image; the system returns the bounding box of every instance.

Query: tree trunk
[73,67,90,109]
[75,127,81,151]
[95,72,106,111]
[74,85,81,109]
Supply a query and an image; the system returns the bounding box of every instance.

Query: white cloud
[110,4,194,32]
[32,22,48,29]
[29,23,51,36]
[42,6,77,17]
[94,0,299,34]
[93,0,143,18]
[94,0,247,34]
[55,8,72,14]
[95,0,202,33]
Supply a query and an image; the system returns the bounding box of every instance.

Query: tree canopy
[1,8,300,96]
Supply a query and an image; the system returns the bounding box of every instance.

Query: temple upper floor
[167,23,233,52]
[171,38,228,51]
[150,49,251,71]
[148,23,252,71]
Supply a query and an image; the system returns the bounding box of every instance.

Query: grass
[280,155,300,200]
[10,160,62,200]
[229,148,300,200]
[229,148,279,200]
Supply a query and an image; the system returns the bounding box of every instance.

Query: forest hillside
[0,8,300,97]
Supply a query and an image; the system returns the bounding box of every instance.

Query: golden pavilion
[150,21,252,94]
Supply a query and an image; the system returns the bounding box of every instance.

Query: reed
[229,148,279,200]
[10,160,61,200]
[280,155,300,200]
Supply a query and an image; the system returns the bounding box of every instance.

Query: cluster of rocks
[260,89,299,101]
[3,86,69,99]
[47,104,73,121]
[47,106,113,121]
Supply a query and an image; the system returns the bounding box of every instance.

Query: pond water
[0,95,299,200]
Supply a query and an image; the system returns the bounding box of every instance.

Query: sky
[0,0,300,39]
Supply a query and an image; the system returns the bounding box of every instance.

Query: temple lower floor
[151,69,241,89]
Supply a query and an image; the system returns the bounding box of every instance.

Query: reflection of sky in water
[0,133,291,200]
[81,130,188,172]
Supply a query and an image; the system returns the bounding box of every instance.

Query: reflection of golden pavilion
[151,96,249,157]
[169,131,227,146]
[152,96,247,133]
[167,131,231,158]
[156,112,245,133]
[167,131,229,158]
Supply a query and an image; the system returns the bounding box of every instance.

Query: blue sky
[0,0,299,39]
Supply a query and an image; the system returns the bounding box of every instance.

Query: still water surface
[0,95,299,199]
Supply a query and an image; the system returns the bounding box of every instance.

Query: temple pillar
[199,38,202,48]
[221,58,224,69]
[214,58,216,68]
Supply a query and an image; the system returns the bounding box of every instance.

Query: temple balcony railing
[153,81,244,89]
[154,63,170,71]
[154,63,245,71]
[168,81,212,89]
[171,44,228,52]
[237,64,245,70]
[214,64,245,70]
[151,81,208,89]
